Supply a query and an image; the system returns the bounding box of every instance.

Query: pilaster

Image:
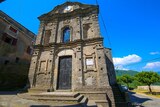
[95,44,110,88]
[35,21,45,45]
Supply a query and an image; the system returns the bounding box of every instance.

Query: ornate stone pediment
[38,2,98,21]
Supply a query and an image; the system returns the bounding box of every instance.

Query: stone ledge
[79,91,107,94]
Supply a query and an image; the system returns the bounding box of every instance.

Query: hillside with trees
[116,70,160,91]
[115,70,139,76]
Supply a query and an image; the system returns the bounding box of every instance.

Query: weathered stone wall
[27,2,124,107]
[0,11,36,64]
[0,11,36,90]
[28,1,117,98]
[0,63,30,91]
[104,48,116,85]
[29,2,117,91]
[82,13,100,39]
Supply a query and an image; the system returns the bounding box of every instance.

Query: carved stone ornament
[63,6,73,13]
[63,19,70,24]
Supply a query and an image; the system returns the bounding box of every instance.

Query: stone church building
[27,2,128,107]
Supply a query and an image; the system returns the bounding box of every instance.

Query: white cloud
[143,61,160,70]
[115,65,129,71]
[150,52,160,55]
[113,54,142,66]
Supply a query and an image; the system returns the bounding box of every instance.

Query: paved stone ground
[1,91,160,107]
[129,91,160,107]
[0,91,82,107]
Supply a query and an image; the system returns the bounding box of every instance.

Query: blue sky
[1,0,160,72]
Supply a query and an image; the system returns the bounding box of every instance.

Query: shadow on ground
[30,103,89,107]
[129,91,152,107]
[0,91,19,95]
[0,91,152,107]
[30,105,51,107]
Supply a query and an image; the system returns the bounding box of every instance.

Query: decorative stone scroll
[63,19,70,24]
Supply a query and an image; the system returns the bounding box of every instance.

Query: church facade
[28,2,127,107]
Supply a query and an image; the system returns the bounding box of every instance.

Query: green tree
[135,71,160,93]
[116,76,124,86]
[117,74,134,88]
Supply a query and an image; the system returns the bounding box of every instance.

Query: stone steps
[34,95,83,102]
[31,92,80,98]
[28,88,49,93]
[87,100,97,107]
[18,92,88,106]
[18,90,129,107]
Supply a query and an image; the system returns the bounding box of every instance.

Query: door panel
[57,56,72,89]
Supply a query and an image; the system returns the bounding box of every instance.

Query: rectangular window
[2,33,17,46]
[9,26,17,33]
[4,60,9,65]
[4,36,12,44]
[44,30,51,45]
[12,38,17,46]
[26,46,32,55]
[15,57,20,63]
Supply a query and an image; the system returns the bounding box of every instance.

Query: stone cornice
[0,10,36,39]
[49,2,96,13]
[34,37,103,49]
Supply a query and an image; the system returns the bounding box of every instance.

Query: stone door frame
[57,55,72,90]
[54,49,75,91]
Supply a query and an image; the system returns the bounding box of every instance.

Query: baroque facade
[28,2,127,107]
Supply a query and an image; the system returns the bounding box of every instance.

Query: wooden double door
[57,56,72,90]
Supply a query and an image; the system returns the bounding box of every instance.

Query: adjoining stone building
[0,10,36,90]
[27,2,128,107]
[0,10,36,64]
